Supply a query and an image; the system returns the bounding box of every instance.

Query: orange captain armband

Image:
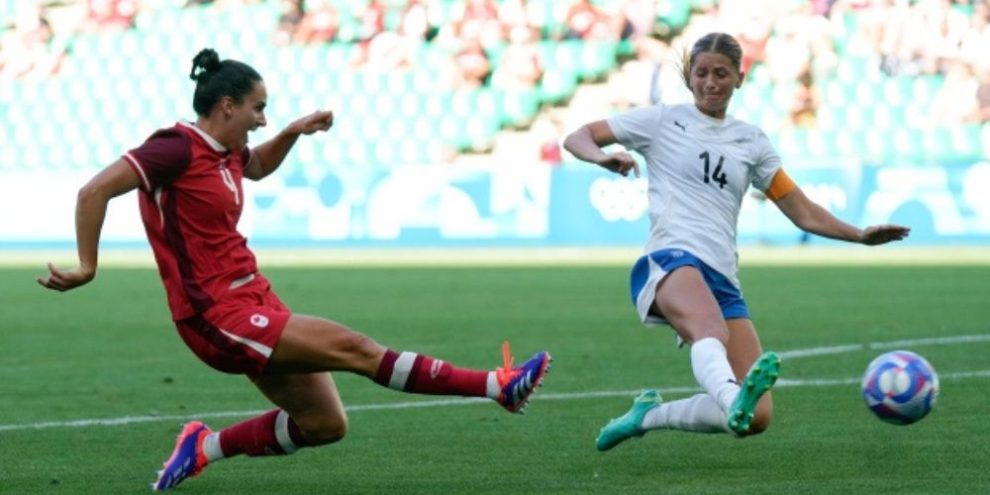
[764,168,797,201]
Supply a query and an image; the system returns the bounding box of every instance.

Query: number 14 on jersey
[699,151,727,189]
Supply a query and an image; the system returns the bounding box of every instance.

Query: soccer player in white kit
[563,32,910,449]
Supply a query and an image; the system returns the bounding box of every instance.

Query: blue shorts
[629,248,750,327]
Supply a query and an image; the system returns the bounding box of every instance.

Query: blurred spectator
[763,23,811,83]
[609,36,669,110]
[356,0,387,43]
[789,68,820,128]
[445,0,502,49]
[187,0,265,6]
[970,69,990,124]
[807,28,839,80]
[534,116,564,166]
[451,36,491,89]
[0,4,65,80]
[295,0,339,44]
[618,0,659,40]
[272,0,305,46]
[931,61,980,125]
[491,25,543,91]
[902,0,967,76]
[346,0,388,63]
[810,0,833,17]
[563,0,614,41]
[958,1,990,74]
[654,0,692,38]
[353,30,415,71]
[498,0,545,41]
[82,0,138,32]
[736,18,771,74]
[397,0,434,44]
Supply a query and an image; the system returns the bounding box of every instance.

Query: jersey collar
[178,121,228,153]
[688,104,731,126]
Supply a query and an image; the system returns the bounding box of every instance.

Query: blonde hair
[679,33,743,88]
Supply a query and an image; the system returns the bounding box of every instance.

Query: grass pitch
[1,259,989,494]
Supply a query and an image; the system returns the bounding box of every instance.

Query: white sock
[642,393,730,433]
[690,337,740,413]
[202,432,225,462]
[274,410,301,454]
[486,372,500,399]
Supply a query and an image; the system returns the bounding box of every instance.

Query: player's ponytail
[188,48,263,117]
[189,48,222,83]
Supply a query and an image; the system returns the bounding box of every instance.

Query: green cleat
[727,351,781,435]
[595,389,663,451]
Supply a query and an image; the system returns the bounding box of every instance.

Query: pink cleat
[152,421,211,491]
[495,341,551,413]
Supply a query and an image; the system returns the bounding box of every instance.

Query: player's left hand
[860,224,911,245]
[291,110,334,135]
[37,262,95,292]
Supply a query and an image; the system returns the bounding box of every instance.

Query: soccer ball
[861,350,939,425]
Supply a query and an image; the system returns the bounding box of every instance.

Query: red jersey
[123,121,258,321]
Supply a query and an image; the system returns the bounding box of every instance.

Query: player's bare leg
[152,315,551,490]
[656,267,743,413]
[725,319,776,435]
[266,315,551,412]
[152,371,342,491]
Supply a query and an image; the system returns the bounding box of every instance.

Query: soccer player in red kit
[37,48,551,491]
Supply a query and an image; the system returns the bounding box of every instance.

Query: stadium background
[1,0,988,250]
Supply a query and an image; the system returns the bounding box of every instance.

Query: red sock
[218,409,307,457]
[374,350,490,397]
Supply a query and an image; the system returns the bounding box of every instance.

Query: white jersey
[607,103,782,287]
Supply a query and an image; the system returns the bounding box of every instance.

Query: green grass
[2,264,989,494]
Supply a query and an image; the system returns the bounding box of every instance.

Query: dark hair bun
[189,48,222,82]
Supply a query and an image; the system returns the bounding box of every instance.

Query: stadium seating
[0,0,985,174]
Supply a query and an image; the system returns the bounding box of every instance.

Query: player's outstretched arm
[772,186,910,245]
[245,110,334,180]
[38,160,141,291]
[563,120,640,178]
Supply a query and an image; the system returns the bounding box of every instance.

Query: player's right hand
[291,110,334,135]
[599,152,640,178]
[859,224,911,245]
[37,262,94,292]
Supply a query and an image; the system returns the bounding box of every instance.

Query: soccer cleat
[596,389,663,451]
[495,341,551,413]
[152,421,211,491]
[727,351,781,435]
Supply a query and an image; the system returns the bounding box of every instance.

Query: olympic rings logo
[588,177,648,222]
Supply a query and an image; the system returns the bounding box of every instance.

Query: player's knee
[298,415,348,446]
[337,330,381,362]
[678,321,729,346]
[747,411,772,435]
[747,399,774,435]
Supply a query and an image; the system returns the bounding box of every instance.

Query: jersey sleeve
[122,128,193,191]
[605,104,664,153]
[750,127,783,192]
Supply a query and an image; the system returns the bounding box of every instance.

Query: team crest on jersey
[250,314,269,328]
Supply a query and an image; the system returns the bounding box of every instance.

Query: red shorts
[174,273,291,376]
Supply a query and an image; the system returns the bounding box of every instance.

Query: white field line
[4,246,990,267]
[2,334,988,433]
[776,333,990,360]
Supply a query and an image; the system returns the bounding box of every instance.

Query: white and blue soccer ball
[861,350,939,425]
